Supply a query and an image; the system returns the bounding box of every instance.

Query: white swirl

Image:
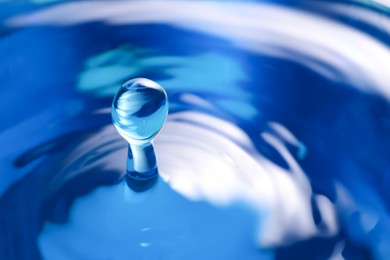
[156,111,337,246]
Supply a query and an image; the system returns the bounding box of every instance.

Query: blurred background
[1,0,390,259]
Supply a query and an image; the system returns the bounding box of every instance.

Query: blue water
[1,1,390,259]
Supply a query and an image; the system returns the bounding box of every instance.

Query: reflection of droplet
[112,78,169,191]
[140,242,151,247]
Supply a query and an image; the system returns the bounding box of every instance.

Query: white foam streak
[312,2,390,36]
[374,0,390,8]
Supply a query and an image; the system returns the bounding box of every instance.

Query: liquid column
[111,78,169,191]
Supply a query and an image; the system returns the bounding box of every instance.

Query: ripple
[35,112,337,260]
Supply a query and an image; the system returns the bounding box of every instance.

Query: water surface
[1,1,390,259]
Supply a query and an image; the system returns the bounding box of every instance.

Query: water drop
[112,78,168,191]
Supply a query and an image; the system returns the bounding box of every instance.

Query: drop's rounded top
[111,78,168,144]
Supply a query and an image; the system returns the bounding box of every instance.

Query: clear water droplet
[112,78,168,191]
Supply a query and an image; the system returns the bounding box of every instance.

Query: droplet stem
[128,143,157,175]
[126,143,159,192]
